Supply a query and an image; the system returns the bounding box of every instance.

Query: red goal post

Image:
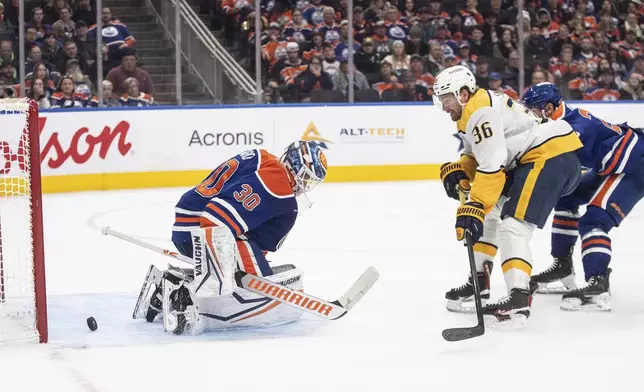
[0,98,47,343]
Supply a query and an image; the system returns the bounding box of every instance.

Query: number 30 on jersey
[472,122,493,144]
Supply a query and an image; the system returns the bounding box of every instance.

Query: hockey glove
[455,202,485,243]
[440,162,471,201]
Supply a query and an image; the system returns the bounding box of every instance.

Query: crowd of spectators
[0,0,156,109]
[201,0,644,103]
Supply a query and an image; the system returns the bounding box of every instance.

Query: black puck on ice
[86,317,98,331]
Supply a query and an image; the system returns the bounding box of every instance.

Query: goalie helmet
[281,141,328,196]
[432,65,477,108]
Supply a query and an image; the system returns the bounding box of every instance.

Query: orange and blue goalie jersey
[172,149,298,252]
[554,104,644,176]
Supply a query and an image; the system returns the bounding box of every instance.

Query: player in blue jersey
[522,83,644,311]
[135,141,328,334]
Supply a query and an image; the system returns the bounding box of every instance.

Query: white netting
[0,98,38,343]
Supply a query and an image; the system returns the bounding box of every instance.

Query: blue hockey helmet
[521,82,563,111]
[280,140,328,196]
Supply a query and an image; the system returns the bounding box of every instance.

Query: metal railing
[148,0,257,104]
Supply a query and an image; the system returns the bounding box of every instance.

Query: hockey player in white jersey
[435,66,583,325]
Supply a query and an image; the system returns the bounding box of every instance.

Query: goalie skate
[560,270,611,312]
[445,262,492,313]
[133,265,164,320]
[530,256,577,294]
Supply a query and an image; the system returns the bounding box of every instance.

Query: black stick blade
[442,324,485,342]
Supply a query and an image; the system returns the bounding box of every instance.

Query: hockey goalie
[133,141,328,334]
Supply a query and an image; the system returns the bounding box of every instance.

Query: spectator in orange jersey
[537,8,559,40]
[620,30,643,63]
[291,55,333,102]
[550,44,578,83]
[261,23,287,67]
[566,59,597,99]
[270,42,308,89]
[620,72,644,100]
[303,32,324,60]
[408,54,435,88]
[488,72,518,99]
[584,68,621,100]
[597,11,620,41]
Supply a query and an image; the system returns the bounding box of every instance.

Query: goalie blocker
[134,227,303,333]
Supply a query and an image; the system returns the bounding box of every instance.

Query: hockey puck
[86,317,98,331]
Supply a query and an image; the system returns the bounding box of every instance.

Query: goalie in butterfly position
[134,141,328,334]
[522,83,644,311]
[435,66,583,326]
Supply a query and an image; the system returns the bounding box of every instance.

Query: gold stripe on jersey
[519,131,583,164]
[456,89,492,133]
[457,154,478,180]
[470,168,506,215]
[515,161,545,220]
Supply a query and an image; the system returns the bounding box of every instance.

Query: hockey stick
[101,226,379,320]
[441,190,485,342]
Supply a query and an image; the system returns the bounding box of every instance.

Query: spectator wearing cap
[321,43,340,75]
[525,25,551,65]
[408,54,435,89]
[283,9,313,43]
[88,7,135,58]
[619,72,644,100]
[482,10,503,44]
[406,26,429,56]
[291,54,333,102]
[493,28,516,60]
[352,7,369,42]
[354,37,380,84]
[332,57,370,96]
[106,48,154,96]
[372,60,404,97]
[401,74,431,101]
[41,32,61,65]
[56,39,89,75]
[381,40,410,74]
[427,42,444,75]
[303,0,325,26]
[1,60,17,83]
[314,7,340,44]
[536,8,558,41]
[73,20,92,58]
[488,72,518,99]
[50,75,89,108]
[334,20,361,61]
[384,6,409,41]
[457,41,476,72]
[584,68,621,100]
[73,0,96,26]
[270,41,308,89]
[27,8,52,41]
[52,6,75,41]
[119,77,155,107]
[262,23,286,67]
[468,26,492,57]
[371,20,392,58]
[66,58,93,98]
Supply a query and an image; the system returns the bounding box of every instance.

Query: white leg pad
[498,217,536,291]
[188,226,237,299]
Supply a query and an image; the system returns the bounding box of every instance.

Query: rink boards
[5,101,644,193]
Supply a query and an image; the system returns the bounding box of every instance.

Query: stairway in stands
[106,0,215,105]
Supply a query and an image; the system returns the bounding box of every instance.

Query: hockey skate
[483,288,532,329]
[445,262,492,313]
[530,256,577,294]
[560,269,611,312]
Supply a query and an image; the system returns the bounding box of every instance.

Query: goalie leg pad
[133,264,164,320]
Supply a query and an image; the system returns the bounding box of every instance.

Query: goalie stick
[442,190,485,342]
[101,226,379,320]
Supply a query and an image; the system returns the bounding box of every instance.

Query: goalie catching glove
[455,201,485,243]
[440,162,471,200]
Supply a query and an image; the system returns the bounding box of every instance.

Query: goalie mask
[281,140,327,196]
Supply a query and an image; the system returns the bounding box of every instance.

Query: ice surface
[2,182,643,391]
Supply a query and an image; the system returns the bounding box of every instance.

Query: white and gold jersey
[455,89,582,214]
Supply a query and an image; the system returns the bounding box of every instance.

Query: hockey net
[0,98,47,343]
